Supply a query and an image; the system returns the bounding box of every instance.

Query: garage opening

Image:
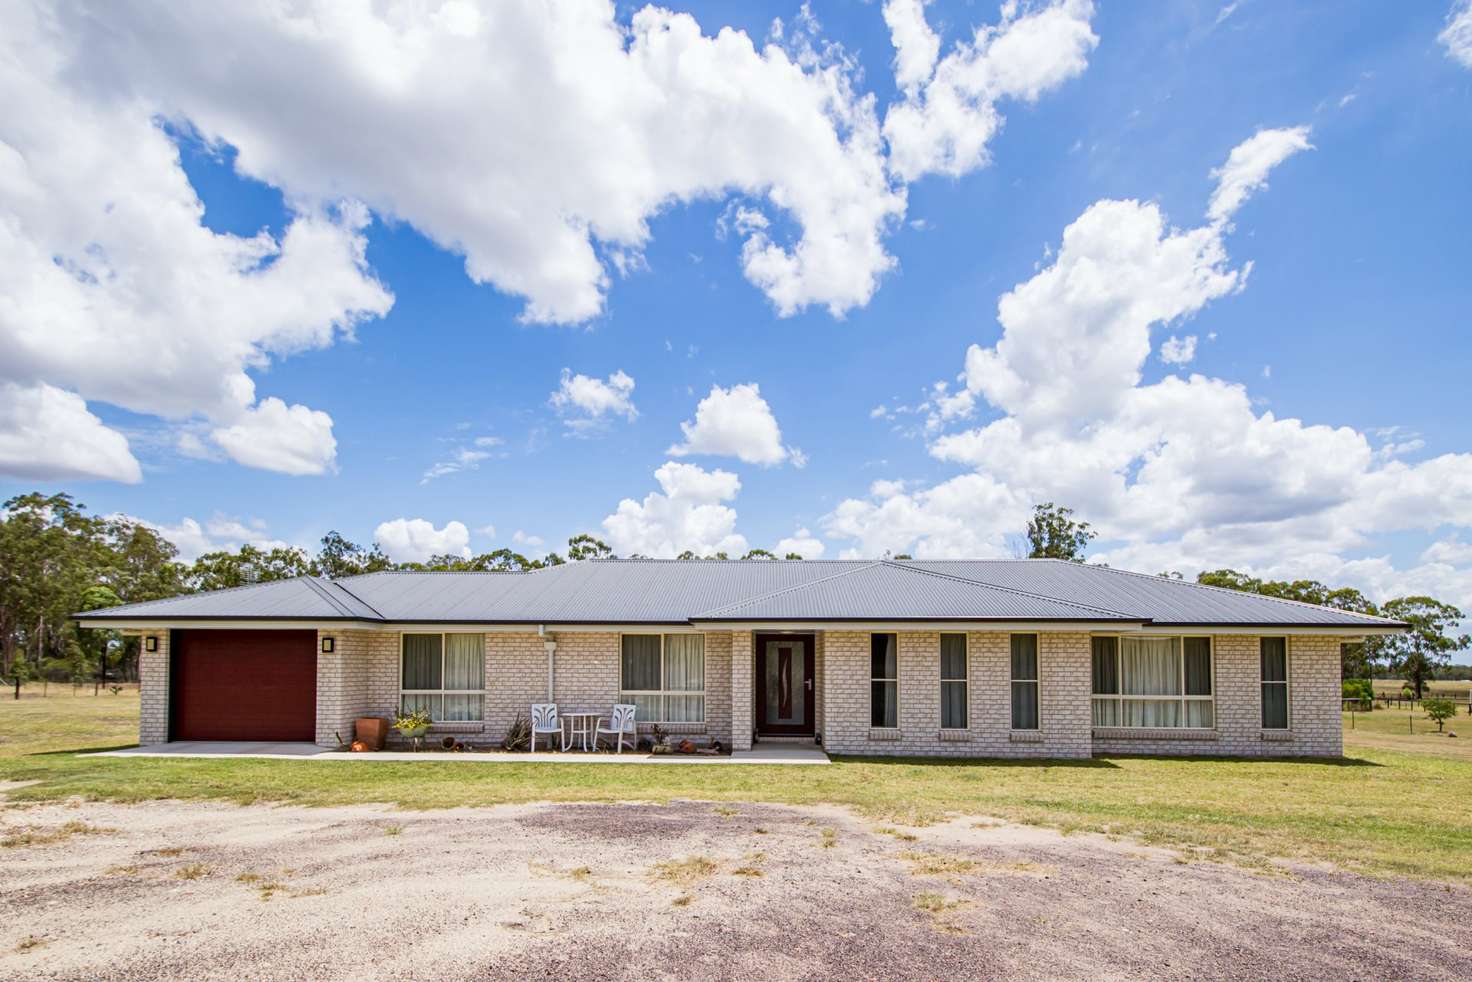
[169,629,317,741]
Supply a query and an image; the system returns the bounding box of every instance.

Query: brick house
[76,559,1405,758]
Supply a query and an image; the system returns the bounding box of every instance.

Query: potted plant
[649,723,671,755]
[394,708,432,750]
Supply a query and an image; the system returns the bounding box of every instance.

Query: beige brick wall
[731,631,753,750]
[1091,634,1342,757]
[314,630,397,747]
[138,630,170,745]
[820,630,1093,758]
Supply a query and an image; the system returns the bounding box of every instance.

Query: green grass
[3,689,1471,883]
[1343,706,1472,761]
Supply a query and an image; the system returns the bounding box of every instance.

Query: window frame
[870,632,899,729]
[1089,634,1216,730]
[398,631,486,722]
[618,632,706,724]
[1259,636,1291,730]
[939,633,968,730]
[1010,632,1040,731]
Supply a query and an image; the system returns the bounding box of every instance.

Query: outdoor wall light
[144,636,158,652]
[321,636,335,654]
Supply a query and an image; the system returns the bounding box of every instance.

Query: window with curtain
[1010,634,1039,730]
[620,634,704,722]
[871,633,897,728]
[400,633,484,721]
[1091,636,1214,728]
[940,634,967,729]
[1261,637,1289,729]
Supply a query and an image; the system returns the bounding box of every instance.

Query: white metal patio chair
[595,703,638,753]
[530,703,561,753]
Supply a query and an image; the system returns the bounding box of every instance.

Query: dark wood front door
[170,629,317,741]
[755,633,815,736]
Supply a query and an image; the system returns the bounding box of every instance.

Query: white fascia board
[81,619,381,632]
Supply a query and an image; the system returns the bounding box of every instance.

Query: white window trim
[940,632,968,730]
[1010,632,1041,731]
[1260,635,1291,730]
[1089,634,1216,731]
[398,631,486,722]
[870,632,899,730]
[618,632,706,723]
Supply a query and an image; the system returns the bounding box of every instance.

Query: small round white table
[561,711,600,752]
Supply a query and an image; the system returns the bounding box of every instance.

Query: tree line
[3,493,1467,696]
[0,493,811,686]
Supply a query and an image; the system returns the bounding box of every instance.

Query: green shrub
[1342,678,1373,707]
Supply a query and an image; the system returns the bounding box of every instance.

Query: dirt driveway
[2,796,1468,980]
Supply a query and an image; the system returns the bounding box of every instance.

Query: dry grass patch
[1,819,113,848]
[383,824,403,836]
[144,846,189,858]
[15,934,47,953]
[651,855,718,886]
[819,827,837,848]
[671,894,694,907]
[900,850,978,876]
[876,826,919,842]
[913,892,971,935]
[104,864,139,876]
[174,862,212,880]
[712,805,739,818]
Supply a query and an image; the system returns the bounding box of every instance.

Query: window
[1091,636,1214,728]
[620,634,705,722]
[871,633,897,728]
[400,633,484,721]
[1261,637,1289,729]
[1010,634,1039,730]
[940,634,967,729]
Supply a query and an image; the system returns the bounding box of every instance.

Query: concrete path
[96,741,831,765]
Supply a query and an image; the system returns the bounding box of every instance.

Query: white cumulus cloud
[374,518,472,564]
[882,0,1098,182]
[602,461,748,558]
[53,0,912,322]
[0,2,392,481]
[668,383,801,467]
[551,369,637,434]
[0,381,142,483]
[1160,335,1198,366]
[211,398,338,476]
[776,527,827,559]
[824,127,1472,616]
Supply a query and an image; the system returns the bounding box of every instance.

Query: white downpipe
[543,637,557,702]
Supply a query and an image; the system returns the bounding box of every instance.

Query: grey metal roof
[75,576,383,621]
[694,562,1136,622]
[75,558,1405,629]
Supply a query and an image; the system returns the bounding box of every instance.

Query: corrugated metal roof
[694,562,1136,621]
[74,558,1404,628]
[75,576,381,621]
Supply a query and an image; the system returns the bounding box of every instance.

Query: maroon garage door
[170,630,317,741]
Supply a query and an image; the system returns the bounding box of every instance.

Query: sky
[2,0,1471,610]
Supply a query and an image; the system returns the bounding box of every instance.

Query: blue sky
[2,0,1471,607]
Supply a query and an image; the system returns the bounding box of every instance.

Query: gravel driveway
[2,795,1468,980]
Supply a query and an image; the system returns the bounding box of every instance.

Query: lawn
[2,689,1470,883]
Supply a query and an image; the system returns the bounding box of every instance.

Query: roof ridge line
[692,562,885,618]
[1075,561,1405,624]
[882,560,1139,619]
[320,577,386,620]
[300,576,363,619]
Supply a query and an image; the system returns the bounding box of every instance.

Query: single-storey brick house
[76,559,1405,758]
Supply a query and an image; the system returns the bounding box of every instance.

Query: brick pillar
[730,631,753,750]
[138,629,170,745]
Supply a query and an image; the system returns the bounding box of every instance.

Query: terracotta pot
[355,717,389,751]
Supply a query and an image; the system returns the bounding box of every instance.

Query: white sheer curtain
[663,634,705,722]
[1121,637,1180,727]
[441,634,484,721]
